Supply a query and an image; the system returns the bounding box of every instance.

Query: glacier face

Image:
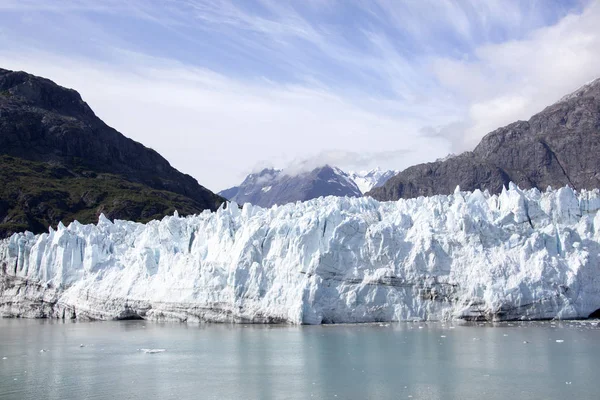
[1,184,600,324]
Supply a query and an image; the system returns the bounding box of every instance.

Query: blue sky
[0,0,598,190]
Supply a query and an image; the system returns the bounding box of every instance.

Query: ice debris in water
[2,185,600,324]
[556,339,565,343]
[140,349,166,354]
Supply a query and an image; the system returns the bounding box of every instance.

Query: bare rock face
[0,68,224,237]
[368,79,600,201]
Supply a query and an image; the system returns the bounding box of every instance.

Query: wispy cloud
[0,49,441,191]
[280,149,410,177]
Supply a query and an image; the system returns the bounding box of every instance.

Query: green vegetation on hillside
[0,155,210,237]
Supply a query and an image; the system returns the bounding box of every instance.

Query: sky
[0,0,599,191]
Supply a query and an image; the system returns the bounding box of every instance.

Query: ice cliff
[1,184,600,324]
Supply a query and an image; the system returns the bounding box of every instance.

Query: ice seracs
[1,184,600,324]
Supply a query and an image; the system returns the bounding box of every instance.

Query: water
[0,319,599,400]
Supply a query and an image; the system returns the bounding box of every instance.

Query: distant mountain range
[0,68,224,237]
[219,166,397,207]
[218,165,391,208]
[368,78,600,201]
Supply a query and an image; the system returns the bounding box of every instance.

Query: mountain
[368,78,600,201]
[2,185,600,323]
[348,168,397,194]
[218,165,361,207]
[0,68,224,237]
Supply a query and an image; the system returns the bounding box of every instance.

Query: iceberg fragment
[140,349,166,354]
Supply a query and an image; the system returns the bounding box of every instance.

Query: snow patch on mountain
[330,166,362,194]
[558,77,600,103]
[349,168,397,194]
[2,184,600,324]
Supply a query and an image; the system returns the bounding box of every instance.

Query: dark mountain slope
[0,68,224,237]
[368,78,600,200]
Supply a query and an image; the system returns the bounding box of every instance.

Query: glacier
[1,184,600,324]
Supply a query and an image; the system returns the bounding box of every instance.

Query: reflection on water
[0,319,599,400]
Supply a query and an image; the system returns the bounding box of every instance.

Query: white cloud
[432,0,600,149]
[279,149,410,177]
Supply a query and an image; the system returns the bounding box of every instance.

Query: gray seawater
[0,319,599,400]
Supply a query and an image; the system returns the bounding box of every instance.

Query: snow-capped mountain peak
[219,165,396,206]
[348,168,398,194]
[218,165,362,207]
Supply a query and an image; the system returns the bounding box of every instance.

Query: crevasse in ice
[1,184,600,324]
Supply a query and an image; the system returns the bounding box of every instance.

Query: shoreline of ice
[2,183,600,324]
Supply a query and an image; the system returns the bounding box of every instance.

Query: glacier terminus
[1,184,600,324]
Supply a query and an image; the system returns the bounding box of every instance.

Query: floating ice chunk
[556,339,565,343]
[140,348,166,354]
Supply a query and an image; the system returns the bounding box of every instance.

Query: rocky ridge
[368,78,600,201]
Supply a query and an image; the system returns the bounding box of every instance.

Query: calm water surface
[0,319,599,400]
